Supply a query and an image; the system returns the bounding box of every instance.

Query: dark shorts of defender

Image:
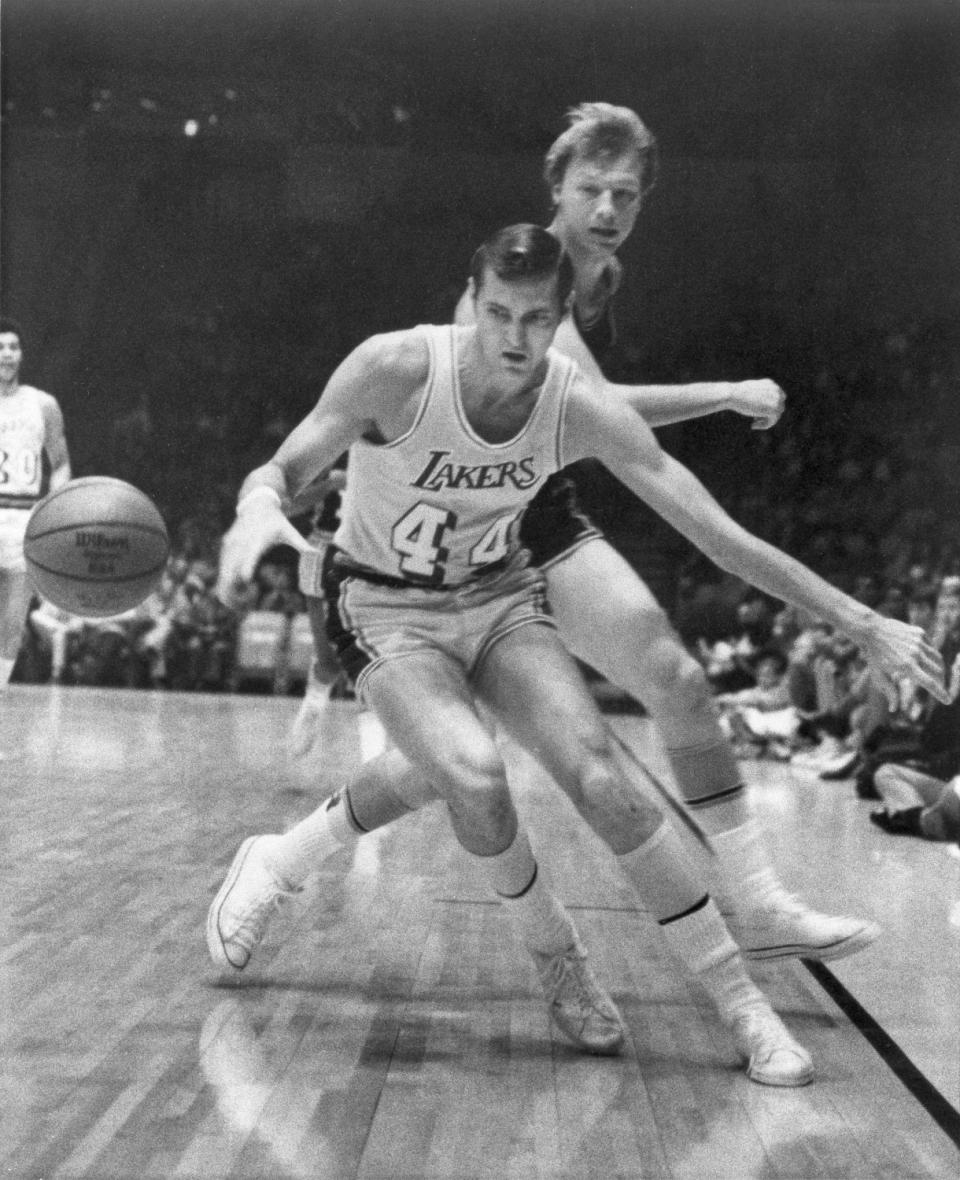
[518,473,601,571]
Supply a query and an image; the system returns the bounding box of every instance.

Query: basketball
[24,476,170,618]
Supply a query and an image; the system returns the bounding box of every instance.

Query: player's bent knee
[445,774,515,849]
[430,742,508,806]
[566,747,664,849]
[641,638,713,715]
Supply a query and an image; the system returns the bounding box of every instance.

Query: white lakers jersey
[0,386,50,509]
[334,324,578,586]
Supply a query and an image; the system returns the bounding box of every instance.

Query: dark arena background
[2,2,959,1178]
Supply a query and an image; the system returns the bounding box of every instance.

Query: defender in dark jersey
[291,105,886,964]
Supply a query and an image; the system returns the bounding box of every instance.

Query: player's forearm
[613,382,732,427]
[237,462,293,512]
[702,527,876,647]
[613,452,877,646]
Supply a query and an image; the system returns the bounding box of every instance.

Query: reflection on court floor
[3,684,958,1178]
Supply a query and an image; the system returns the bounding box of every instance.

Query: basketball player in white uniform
[0,318,71,755]
[210,226,946,1085]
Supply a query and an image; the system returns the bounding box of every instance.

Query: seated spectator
[782,619,832,714]
[869,771,960,844]
[807,651,898,781]
[787,625,865,772]
[905,587,937,637]
[167,562,235,691]
[853,583,960,799]
[699,594,778,694]
[70,608,147,688]
[715,648,798,759]
[28,598,84,684]
[255,562,304,616]
[131,557,191,688]
[875,582,909,622]
[929,574,960,649]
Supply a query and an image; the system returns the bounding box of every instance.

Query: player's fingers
[214,569,242,609]
[917,670,951,706]
[238,550,261,585]
[278,520,311,553]
[909,642,946,687]
[215,534,252,603]
[870,668,900,712]
[898,639,947,703]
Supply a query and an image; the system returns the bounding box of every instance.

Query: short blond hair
[543,102,659,195]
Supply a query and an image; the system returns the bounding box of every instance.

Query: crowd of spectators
[696,572,960,845]
[16,548,305,694]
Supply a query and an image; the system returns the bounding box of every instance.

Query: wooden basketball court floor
[2,683,959,1179]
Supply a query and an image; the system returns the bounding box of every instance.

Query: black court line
[804,959,960,1148]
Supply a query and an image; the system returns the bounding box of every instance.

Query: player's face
[551,151,644,256]
[937,592,960,632]
[0,332,23,383]
[472,270,564,386]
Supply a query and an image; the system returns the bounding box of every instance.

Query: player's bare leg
[0,568,30,684]
[472,623,811,1085]
[0,569,32,758]
[288,594,346,758]
[209,647,623,1055]
[545,538,880,962]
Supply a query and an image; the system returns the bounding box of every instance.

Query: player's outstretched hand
[861,616,949,708]
[216,489,309,607]
[728,379,786,430]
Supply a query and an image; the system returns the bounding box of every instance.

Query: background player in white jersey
[0,318,71,756]
[292,103,882,962]
[209,225,946,1085]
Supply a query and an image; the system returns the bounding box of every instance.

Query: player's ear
[467,277,478,302]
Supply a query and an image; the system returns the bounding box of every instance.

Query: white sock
[659,896,764,1023]
[0,656,14,690]
[710,817,788,911]
[475,828,576,955]
[264,789,362,887]
[616,821,707,922]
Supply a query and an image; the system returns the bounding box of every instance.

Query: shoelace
[231,890,289,951]
[540,952,612,1022]
[731,1005,796,1059]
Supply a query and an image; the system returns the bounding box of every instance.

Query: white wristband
[237,486,283,516]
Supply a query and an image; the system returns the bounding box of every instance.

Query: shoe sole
[552,1019,625,1056]
[206,836,260,970]
[741,921,881,963]
[818,759,861,780]
[747,1059,815,1087]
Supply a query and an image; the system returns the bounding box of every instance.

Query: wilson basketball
[24,476,170,617]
